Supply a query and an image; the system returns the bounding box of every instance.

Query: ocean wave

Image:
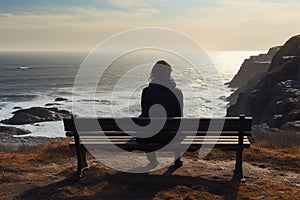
[0,94,38,101]
[78,99,112,105]
[18,66,30,69]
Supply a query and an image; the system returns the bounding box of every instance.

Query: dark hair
[156,60,171,68]
[149,60,176,87]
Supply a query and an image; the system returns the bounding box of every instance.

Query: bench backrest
[63,115,252,136]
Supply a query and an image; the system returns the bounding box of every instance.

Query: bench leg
[80,145,88,173]
[234,115,246,182]
[75,145,88,178]
[74,133,88,179]
[233,145,245,182]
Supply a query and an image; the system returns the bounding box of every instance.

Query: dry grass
[153,185,223,200]
[244,146,300,173]
[33,139,74,162]
[251,124,300,148]
[244,125,300,173]
[0,150,38,173]
[237,180,300,200]
[0,139,73,173]
[153,180,300,200]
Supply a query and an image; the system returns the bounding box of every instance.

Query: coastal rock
[281,121,300,131]
[227,46,280,105]
[45,103,62,106]
[55,97,68,102]
[269,35,300,71]
[13,106,22,109]
[228,46,280,88]
[0,107,71,125]
[227,35,300,128]
[0,126,31,135]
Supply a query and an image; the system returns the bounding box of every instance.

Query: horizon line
[0,48,269,52]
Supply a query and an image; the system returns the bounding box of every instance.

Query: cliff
[227,46,280,105]
[227,35,300,130]
[228,46,280,88]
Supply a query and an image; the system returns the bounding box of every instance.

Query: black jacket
[137,83,183,146]
[140,83,183,118]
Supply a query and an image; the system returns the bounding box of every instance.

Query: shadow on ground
[19,166,241,200]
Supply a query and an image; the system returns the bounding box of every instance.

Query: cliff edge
[228,46,280,88]
[227,35,300,130]
[227,46,280,106]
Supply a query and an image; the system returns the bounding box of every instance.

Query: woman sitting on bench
[137,60,184,168]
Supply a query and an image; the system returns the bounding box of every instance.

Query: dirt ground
[0,140,299,200]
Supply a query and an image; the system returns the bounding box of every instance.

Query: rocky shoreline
[0,132,66,151]
[0,126,31,135]
[0,98,71,150]
[1,106,71,125]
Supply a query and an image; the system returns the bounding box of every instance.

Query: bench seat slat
[78,136,249,139]
[71,137,251,145]
[78,141,250,145]
[64,117,252,132]
[78,138,250,142]
[69,142,250,150]
[68,131,252,137]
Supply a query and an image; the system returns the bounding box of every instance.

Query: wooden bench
[63,114,252,181]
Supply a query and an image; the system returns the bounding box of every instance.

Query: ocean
[0,50,264,138]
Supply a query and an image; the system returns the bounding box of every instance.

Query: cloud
[108,0,148,8]
[0,5,159,29]
[0,0,299,50]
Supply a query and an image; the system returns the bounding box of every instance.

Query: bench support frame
[66,115,251,181]
[74,128,88,178]
[233,114,246,181]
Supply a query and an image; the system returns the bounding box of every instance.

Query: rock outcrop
[55,97,68,102]
[227,46,280,105]
[0,126,31,135]
[227,35,300,129]
[228,46,280,88]
[0,107,71,125]
[44,103,62,106]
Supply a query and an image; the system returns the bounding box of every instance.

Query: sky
[0,0,299,51]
